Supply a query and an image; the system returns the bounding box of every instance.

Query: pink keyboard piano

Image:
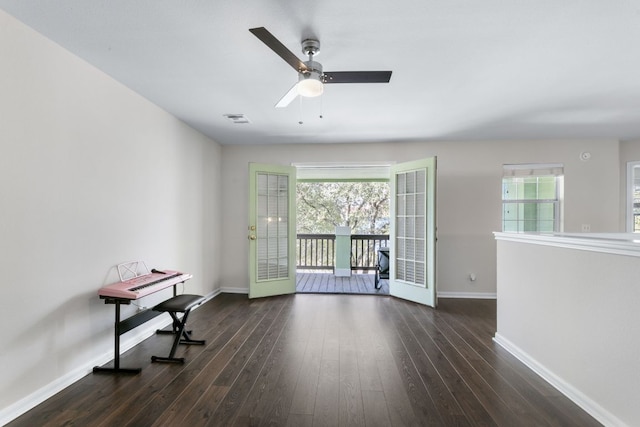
[94,268,194,374]
[98,270,193,300]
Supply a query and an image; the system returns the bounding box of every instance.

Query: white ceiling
[3,0,640,145]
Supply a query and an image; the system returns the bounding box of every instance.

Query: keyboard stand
[93,266,189,375]
[93,296,165,374]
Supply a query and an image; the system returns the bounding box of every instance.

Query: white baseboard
[493,333,626,427]
[437,291,496,299]
[0,292,220,426]
[204,289,222,300]
[219,286,248,294]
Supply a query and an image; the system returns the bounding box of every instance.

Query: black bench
[151,294,206,364]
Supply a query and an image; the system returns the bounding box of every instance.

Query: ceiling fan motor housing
[301,38,320,57]
[301,60,323,75]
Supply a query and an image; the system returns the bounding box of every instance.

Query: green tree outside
[296,181,390,234]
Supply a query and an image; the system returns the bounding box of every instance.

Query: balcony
[296,233,389,294]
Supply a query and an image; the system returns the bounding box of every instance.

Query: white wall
[619,141,640,164]
[494,235,640,426]
[0,10,222,422]
[221,139,619,296]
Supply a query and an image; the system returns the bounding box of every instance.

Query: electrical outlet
[581,224,591,232]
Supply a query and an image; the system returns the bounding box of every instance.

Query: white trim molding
[219,286,249,294]
[437,291,496,299]
[494,231,640,257]
[494,333,627,427]
[293,162,393,181]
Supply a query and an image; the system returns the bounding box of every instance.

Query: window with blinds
[628,162,640,232]
[502,164,564,233]
[395,169,426,286]
[257,173,290,281]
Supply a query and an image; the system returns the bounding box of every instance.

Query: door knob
[248,235,257,240]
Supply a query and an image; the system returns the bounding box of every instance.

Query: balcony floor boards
[296,272,389,295]
[8,294,601,427]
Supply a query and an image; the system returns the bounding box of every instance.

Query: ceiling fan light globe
[297,77,323,97]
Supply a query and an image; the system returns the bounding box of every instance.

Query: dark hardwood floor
[8,294,601,426]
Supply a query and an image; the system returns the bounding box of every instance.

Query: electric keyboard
[98,270,192,300]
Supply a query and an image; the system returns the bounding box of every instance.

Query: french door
[248,163,297,298]
[389,157,437,307]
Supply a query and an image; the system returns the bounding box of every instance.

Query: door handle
[248,235,257,240]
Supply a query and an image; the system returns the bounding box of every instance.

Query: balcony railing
[296,233,389,271]
[350,234,389,271]
[297,234,336,270]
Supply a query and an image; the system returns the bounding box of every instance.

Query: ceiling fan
[249,27,392,108]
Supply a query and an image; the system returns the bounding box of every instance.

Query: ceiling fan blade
[323,71,392,84]
[275,83,299,108]
[249,27,308,73]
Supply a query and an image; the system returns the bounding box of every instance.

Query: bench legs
[151,308,205,364]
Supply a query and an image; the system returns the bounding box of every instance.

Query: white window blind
[256,173,290,281]
[395,169,426,286]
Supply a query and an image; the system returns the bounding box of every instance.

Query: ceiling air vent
[223,114,251,124]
